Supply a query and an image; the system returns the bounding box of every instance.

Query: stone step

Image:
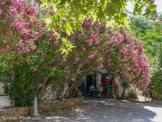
[0,95,12,109]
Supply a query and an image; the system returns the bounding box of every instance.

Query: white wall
[0,83,4,95]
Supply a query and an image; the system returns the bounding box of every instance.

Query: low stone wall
[0,97,84,118]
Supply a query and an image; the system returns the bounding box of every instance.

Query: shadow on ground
[38,98,162,122]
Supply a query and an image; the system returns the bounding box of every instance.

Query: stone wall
[0,97,84,117]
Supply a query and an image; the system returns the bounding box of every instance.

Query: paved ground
[36,98,162,122]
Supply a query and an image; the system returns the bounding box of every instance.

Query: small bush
[129,91,138,99]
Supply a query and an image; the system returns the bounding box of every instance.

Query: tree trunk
[122,88,126,98]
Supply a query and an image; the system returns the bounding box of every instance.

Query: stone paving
[37,98,162,122]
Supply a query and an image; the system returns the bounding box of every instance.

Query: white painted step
[138,95,152,102]
[0,83,13,109]
[0,95,12,109]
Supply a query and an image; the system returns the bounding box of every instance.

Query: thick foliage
[40,0,157,36]
[0,1,151,106]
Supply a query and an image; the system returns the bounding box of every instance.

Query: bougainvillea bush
[59,18,151,97]
[0,1,151,106]
[36,17,151,100]
[0,0,47,106]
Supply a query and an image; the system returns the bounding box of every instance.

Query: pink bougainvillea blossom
[89,54,95,59]
[10,64,13,68]
[101,48,104,52]
[109,39,113,43]
[127,67,131,71]
[72,77,76,81]
[98,64,103,69]
[93,50,97,54]
[30,45,37,50]
[75,57,80,61]
[0,9,3,15]
[97,57,103,61]
[94,41,99,45]
[33,68,37,72]
[55,40,59,43]
[3,40,7,44]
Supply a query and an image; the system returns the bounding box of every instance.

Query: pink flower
[93,50,97,54]
[61,19,65,23]
[10,64,13,68]
[42,53,45,56]
[3,60,6,63]
[129,41,133,46]
[30,45,37,50]
[117,35,121,39]
[83,48,86,51]
[97,57,103,61]
[1,0,6,5]
[55,40,59,43]
[0,9,3,15]
[109,39,113,43]
[41,22,46,27]
[95,35,100,40]
[127,67,131,71]
[72,77,76,81]
[88,42,92,46]
[3,40,6,44]
[14,1,21,7]
[133,84,137,87]
[94,22,99,26]
[75,57,80,61]
[98,64,103,69]
[133,68,137,72]
[33,68,37,72]
[123,48,128,54]
[11,0,15,3]
[94,41,99,45]
[91,32,95,37]
[89,54,95,59]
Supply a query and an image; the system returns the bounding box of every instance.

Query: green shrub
[129,91,138,99]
